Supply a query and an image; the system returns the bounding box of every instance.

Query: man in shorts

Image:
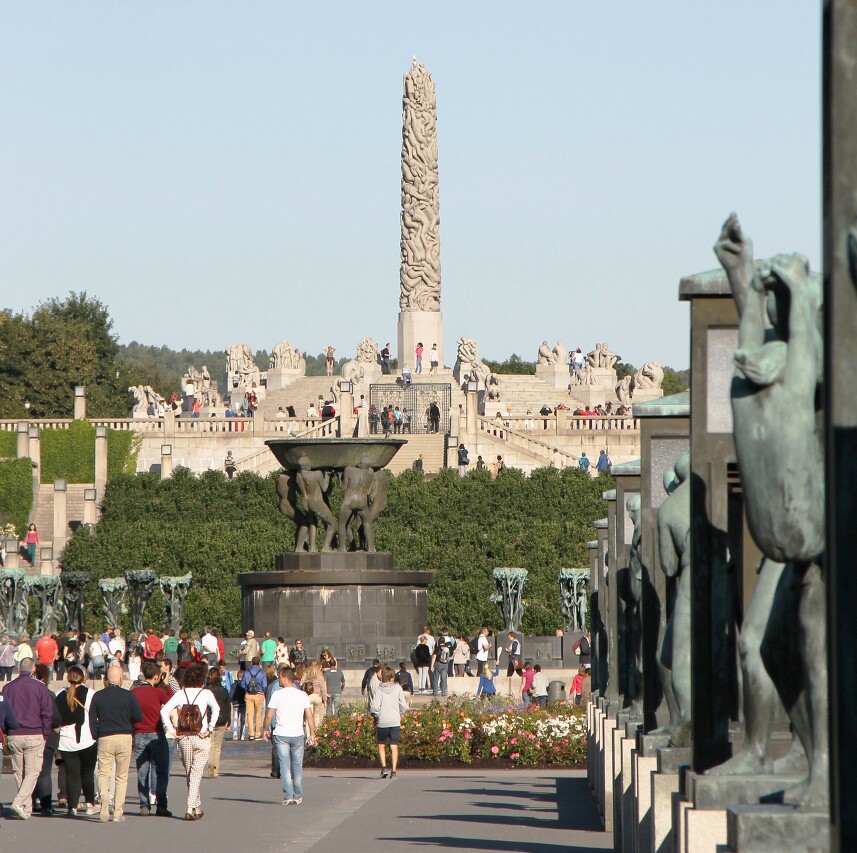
[369,666,409,779]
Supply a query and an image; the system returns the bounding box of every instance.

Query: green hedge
[61,465,611,638]
[0,458,34,536]
[0,431,16,458]
[40,421,137,484]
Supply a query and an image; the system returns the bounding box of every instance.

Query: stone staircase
[481,374,572,417]
[384,433,446,475]
[257,376,346,420]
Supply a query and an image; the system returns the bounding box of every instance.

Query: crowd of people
[0,623,591,819]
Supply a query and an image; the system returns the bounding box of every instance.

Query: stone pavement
[0,741,612,852]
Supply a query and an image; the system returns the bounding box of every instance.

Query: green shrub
[0,458,34,534]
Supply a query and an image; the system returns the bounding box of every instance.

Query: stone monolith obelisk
[397,58,444,373]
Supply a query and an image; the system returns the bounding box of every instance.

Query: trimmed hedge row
[40,420,137,484]
[61,464,611,637]
[0,458,34,536]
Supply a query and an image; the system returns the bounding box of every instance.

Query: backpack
[437,641,451,665]
[468,636,479,655]
[409,646,419,667]
[246,668,261,695]
[176,689,204,736]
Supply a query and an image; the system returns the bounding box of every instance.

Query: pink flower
[510,752,520,760]
[334,730,340,736]
[491,746,500,755]
[510,738,517,745]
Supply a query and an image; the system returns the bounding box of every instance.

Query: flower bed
[312,697,586,767]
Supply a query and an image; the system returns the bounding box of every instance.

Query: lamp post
[23,399,31,415]
[338,379,354,437]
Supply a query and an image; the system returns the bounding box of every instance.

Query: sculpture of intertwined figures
[490,568,528,632]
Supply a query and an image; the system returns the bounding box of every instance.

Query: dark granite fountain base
[237,553,433,665]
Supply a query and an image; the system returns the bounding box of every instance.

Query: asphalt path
[0,741,612,852]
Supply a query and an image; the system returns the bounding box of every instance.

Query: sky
[0,2,821,370]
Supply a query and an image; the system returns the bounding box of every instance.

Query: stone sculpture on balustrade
[453,337,478,385]
[559,568,589,634]
[655,452,691,746]
[341,338,380,385]
[130,384,167,418]
[99,578,128,629]
[61,571,92,634]
[267,341,307,391]
[125,569,158,635]
[30,575,66,637]
[631,361,665,403]
[485,373,501,402]
[705,214,826,809]
[490,568,527,633]
[615,375,632,406]
[160,573,193,634]
[225,344,261,390]
[565,342,621,401]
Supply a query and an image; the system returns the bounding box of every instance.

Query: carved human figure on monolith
[625,494,644,717]
[124,569,157,635]
[62,571,92,634]
[296,457,336,552]
[339,458,377,552]
[99,578,128,629]
[160,574,193,634]
[616,375,632,406]
[559,569,589,633]
[655,453,691,745]
[707,214,825,807]
[490,568,527,633]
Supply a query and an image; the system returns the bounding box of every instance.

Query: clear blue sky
[0,2,821,370]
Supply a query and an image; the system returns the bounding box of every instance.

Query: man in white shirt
[201,628,219,667]
[108,628,126,664]
[476,626,491,667]
[263,667,317,805]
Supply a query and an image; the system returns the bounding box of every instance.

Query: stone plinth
[266,368,304,391]
[398,310,444,373]
[568,385,613,408]
[725,804,829,853]
[238,554,433,654]
[632,388,665,405]
[535,361,570,389]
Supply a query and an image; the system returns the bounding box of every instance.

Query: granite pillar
[16,420,28,459]
[94,424,108,499]
[73,385,86,420]
[823,3,857,851]
[52,479,68,555]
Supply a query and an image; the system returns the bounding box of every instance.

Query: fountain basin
[265,437,407,471]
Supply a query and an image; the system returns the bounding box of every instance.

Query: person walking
[290,639,308,669]
[34,631,58,681]
[89,661,142,822]
[205,667,232,779]
[3,657,54,820]
[302,660,327,729]
[263,666,317,806]
[240,656,268,740]
[0,681,20,779]
[370,666,409,779]
[30,664,61,816]
[322,658,344,717]
[131,661,172,816]
[457,443,470,478]
[413,637,432,693]
[431,630,453,697]
[260,631,277,669]
[0,635,16,681]
[24,524,39,566]
[429,343,439,374]
[415,342,423,374]
[505,631,522,677]
[159,663,220,821]
[531,664,549,707]
[453,635,470,677]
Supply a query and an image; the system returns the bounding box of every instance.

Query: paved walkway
[0,743,612,852]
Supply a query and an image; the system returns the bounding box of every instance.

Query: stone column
[73,385,86,419]
[824,3,857,849]
[397,59,444,372]
[39,545,55,576]
[338,384,354,437]
[160,444,173,479]
[53,479,68,555]
[466,383,477,436]
[83,487,97,526]
[94,425,108,499]
[28,425,41,473]
[357,407,369,438]
[16,421,29,458]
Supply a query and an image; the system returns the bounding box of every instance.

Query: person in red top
[34,632,58,679]
[131,661,172,816]
[519,661,536,704]
[144,629,164,662]
[214,629,225,663]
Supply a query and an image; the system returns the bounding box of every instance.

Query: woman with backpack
[160,663,220,821]
[240,656,268,740]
